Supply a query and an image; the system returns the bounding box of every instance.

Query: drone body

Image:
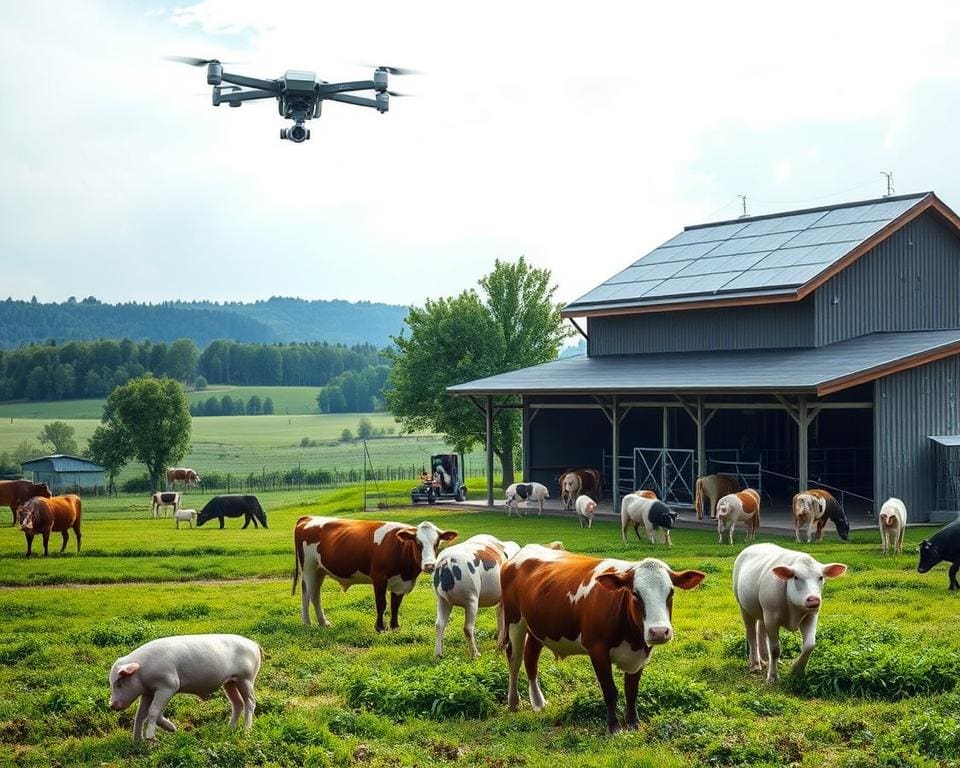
[168,57,415,143]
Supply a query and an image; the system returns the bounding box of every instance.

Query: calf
[878,497,907,556]
[560,472,582,511]
[918,519,960,590]
[733,543,847,683]
[694,474,739,520]
[174,508,197,529]
[500,545,705,733]
[0,479,51,525]
[433,534,520,658]
[196,495,267,529]
[620,493,678,547]
[293,517,458,631]
[16,495,82,557]
[716,489,761,544]
[805,489,850,542]
[151,491,180,519]
[109,634,262,741]
[504,482,549,517]
[575,495,598,528]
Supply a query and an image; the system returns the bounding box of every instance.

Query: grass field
[0,487,957,767]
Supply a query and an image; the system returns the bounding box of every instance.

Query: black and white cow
[151,492,180,519]
[504,482,549,517]
[620,493,678,547]
[918,519,960,590]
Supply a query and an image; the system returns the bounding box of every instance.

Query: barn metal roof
[448,330,960,397]
[20,454,105,472]
[564,192,938,315]
[929,435,960,447]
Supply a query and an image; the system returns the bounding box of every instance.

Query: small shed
[21,455,105,493]
[930,436,960,522]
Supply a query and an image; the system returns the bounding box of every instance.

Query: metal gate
[634,447,696,507]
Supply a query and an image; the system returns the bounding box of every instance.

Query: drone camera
[281,124,311,143]
[206,61,222,86]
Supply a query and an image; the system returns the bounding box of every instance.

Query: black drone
[165,57,417,143]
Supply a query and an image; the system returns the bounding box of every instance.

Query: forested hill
[0,297,410,348]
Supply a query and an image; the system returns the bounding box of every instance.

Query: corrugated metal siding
[874,355,960,522]
[816,212,960,345]
[588,301,815,356]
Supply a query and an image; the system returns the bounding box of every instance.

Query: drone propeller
[164,55,238,67]
[386,90,413,97]
[351,62,423,76]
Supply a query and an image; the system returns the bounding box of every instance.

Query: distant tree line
[190,395,275,417]
[316,366,391,413]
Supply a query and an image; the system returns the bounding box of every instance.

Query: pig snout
[646,625,672,644]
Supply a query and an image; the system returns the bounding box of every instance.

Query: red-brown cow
[292,517,458,632]
[16,494,82,558]
[0,479,51,525]
[166,467,200,487]
[558,468,603,502]
[500,545,705,733]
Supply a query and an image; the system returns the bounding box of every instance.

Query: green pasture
[0,486,958,767]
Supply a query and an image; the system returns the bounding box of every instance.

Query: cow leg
[143,687,175,740]
[42,532,50,557]
[578,514,584,529]
[587,646,620,734]
[623,671,641,730]
[763,618,781,683]
[791,612,819,676]
[308,571,330,627]
[538,499,543,516]
[434,597,452,657]
[741,608,762,672]
[795,518,801,544]
[588,516,593,529]
[463,597,480,659]
[219,516,225,529]
[727,521,736,545]
[235,677,256,730]
[664,529,672,548]
[24,534,33,558]
[224,681,244,730]
[524,635,547,711]
[242,513,251,530]
[133,691,153,740]
[896,526,905,555]
[389,591,404,630]
[59,530,69,553]
[506,622,527,711]
[156,715,177,733]
[373,580,388,632]
[634,523,643,544]
[176,519,180,530]
[717,519,724,544]
[948,562,960,591]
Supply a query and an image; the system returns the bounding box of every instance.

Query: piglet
[109,634,262,740]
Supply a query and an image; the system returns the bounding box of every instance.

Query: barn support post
[798,396,808,492]
[485,395,495,507]
[612,396,620,513]
[521,396,531,481]
[696,395,706,477]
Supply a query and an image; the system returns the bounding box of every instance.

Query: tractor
[411,454,468,504]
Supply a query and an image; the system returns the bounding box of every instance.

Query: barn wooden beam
[568,317,589,342]
[485,395,494,507]
[611,395,620,512]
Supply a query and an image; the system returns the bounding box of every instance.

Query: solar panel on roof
[662,221,749,247]
[644,271,742,297]
[734,210,829,237]
[633,241,721,265]
[674,253,771,277]
[606,261,692,284]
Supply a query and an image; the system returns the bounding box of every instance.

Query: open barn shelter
[451,192,960,523]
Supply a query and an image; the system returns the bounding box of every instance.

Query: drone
[165,57,418,143]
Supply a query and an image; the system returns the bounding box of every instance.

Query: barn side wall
[588,301,815,356]
[874,355,960,523]
[816,211,960,345]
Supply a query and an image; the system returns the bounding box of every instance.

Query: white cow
[560,472,582,510]
[620,493,678,546]
[733,543,847,683]
[109,634,262,741]
[716,489,761,544]
[174,508,197,529]
[878,497,907,555]
[433,534,520,658]
[575,495,597,528]
[504,482,549,517]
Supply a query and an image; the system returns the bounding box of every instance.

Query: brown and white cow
[0,479,51,525]
[694,474,739,520]
[16,494,82,557]
[716,489,761,544]
[292,517,458,632]
[151,491,181,518]
[560,472,582,510]
[166,467,200,487]
[558,468,602,502]
[500,545,705,733]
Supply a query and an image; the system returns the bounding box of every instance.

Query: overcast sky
[2,1,959,307]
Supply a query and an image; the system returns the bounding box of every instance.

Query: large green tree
[37,421,79,455]
[100,376,191,490]
[86,422,129,495]
[388,257,569,487]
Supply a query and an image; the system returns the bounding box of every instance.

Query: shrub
[340,429,354,443]
[896,711,960,760]
[194,376,207,390]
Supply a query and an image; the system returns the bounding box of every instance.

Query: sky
[2,1,959,308]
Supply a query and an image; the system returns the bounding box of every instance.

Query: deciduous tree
[37,421,79,455]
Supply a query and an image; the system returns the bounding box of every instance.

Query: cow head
[30,483,52,499]
[581,498,597,516]
[195,502,216,527]
[15,499,41,532]
[833,510,851,541]
[396,521,458,573]
[596,558,705,646]
[917,539,942,574]
[772,556,847,612]
[108,660,144,711]
[794,494,819,518]
[649,501,678,529]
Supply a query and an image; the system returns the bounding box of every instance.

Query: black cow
[918,519,960,590]
[196,495,267,530]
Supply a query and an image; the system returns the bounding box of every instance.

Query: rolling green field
[0,487,957,767]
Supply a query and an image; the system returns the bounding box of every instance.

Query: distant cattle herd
[3,462,960,740]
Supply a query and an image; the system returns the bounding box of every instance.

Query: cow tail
[694,478,703,519]
[291,536,301,596]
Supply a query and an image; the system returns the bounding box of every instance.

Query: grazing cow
[174,508,197,529]
[16,495,82,557]
[151,491,181,519]
[802,489,850,542]
[733,543,847,683]
[433,534,520,658]
[694,474,739,520]
[620,493,678,547]
[166,467,200,488]
[504,482,549,517]
[500,545,705,733]
[0,479,51,525]
[293,517,458,631]
[575,495,598,528]
[878,497,907,556]
[109,634,262,741]
[716,489,761,544]
[558,468,603,498]
[196,495,267,529]
[791,493,822,543]
[917,519,960,590]
[560,472,582,511]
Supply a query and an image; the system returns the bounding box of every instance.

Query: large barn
[451,192,960,523]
